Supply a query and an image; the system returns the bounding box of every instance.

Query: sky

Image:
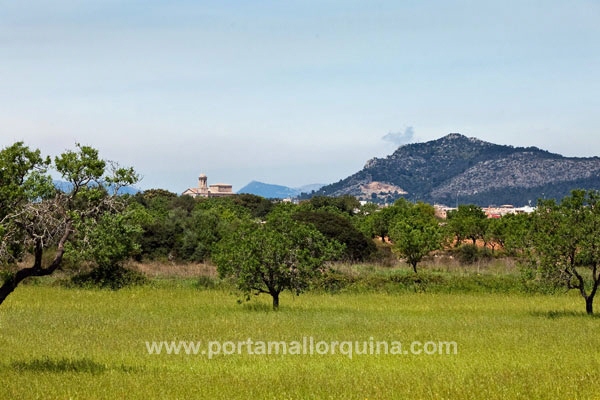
[1,1,599,193]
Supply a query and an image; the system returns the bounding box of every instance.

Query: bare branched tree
[0,142,139,306]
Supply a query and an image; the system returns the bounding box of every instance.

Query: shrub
[196,275,217,290]
[71,264,148,290]
[293,210,376,262]
[457,244,479,264]
[312,269,357,293]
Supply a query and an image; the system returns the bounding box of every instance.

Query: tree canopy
[213,209,342,310]
[525,190,600,314]
[0,142,139,305]
[388,202,443,273]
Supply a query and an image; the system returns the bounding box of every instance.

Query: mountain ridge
[309,133,600,206]
[238,181,326,199]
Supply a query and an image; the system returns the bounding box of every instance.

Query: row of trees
[2,142,600,313]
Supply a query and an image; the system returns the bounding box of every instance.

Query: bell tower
[198,173,209,195]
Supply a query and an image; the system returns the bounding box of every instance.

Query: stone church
[182,174,234,198]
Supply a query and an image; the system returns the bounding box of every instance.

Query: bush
[457,244,478,264]
[293,210,376,262]
[456,244,492,265]
[312,269,357,293]
[71,264,148,290]
[196,275,217,290]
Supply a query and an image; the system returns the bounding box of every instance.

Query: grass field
[1,281,600,399]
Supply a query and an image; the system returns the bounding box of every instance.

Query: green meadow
[1,281,600,399]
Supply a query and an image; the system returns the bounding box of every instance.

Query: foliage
[230,193,273,218]
[71,264,148,290]
[361,198,413,241]
[70,202,148,268]
[0,142,139,305]
[178,208,224,262]
[388,201,443,273]
[293,209,376,262]
[454,244,493,265]
[302,195,360,216]
[524,189,600,314]
[133,192,252,262]
[446,204,488,245]
[484,212,532,255]
[213,212,343,309]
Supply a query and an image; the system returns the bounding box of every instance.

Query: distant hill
[53,180,140,196]
[238,181,326,199]
[309,133,600,206]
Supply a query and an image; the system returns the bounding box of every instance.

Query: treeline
[127,191,529,269]
[129,192,377,263]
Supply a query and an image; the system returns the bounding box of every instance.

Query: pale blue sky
[1,1,599,192]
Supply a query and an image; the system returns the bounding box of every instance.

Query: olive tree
[526,190,600,315]
[214,210,342,310]
[0,142,138,305]
[446,204,488,246]
[389,202,443,273]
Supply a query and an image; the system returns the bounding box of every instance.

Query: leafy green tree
[353,202,380,237]
[305,195,360,216]
[389,202,442,273]
[231,193,273,218]
[68,202,149,289]
[214,212,342,310]
[484,213,532,255]
[79,202,148,268]
[179,208,223,262]
[446,204,488,246]
[133,189,189,261]
[365,198,412,242]
[293,209,376,262]
[0,142,138,305]
[525,190,600,315]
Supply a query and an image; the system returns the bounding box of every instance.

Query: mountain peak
[238,181,325,199]
[312,134,600,206]
[444,133,467,140]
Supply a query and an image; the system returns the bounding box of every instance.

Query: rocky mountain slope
[310,133,600,206]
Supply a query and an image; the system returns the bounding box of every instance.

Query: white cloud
[382,127,415,147]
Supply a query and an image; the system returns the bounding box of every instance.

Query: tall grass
[1,284,600,399]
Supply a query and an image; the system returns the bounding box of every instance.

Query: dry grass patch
[126,261,217,279]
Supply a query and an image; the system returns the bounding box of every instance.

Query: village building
[182,173,234,198]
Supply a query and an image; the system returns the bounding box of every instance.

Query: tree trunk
[411,261,418,274]
[0,241,44,305]
[271,292,280,311]
[586,296,594,315]
[0,223,71,306]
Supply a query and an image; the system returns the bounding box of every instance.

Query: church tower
[198,173,209,195]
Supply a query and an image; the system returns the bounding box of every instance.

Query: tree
[484,213,532,255]
[365,198,412,242]
[68,201,149,289]
[388,202,442,273]
[446,204,488,246]
[525,190,600,315]
[305,195,360,216]
[231,193,273,219]
[214,212,342,310]
[293,209,376,262]
[179,207,223,262]
[0,142,138,306]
